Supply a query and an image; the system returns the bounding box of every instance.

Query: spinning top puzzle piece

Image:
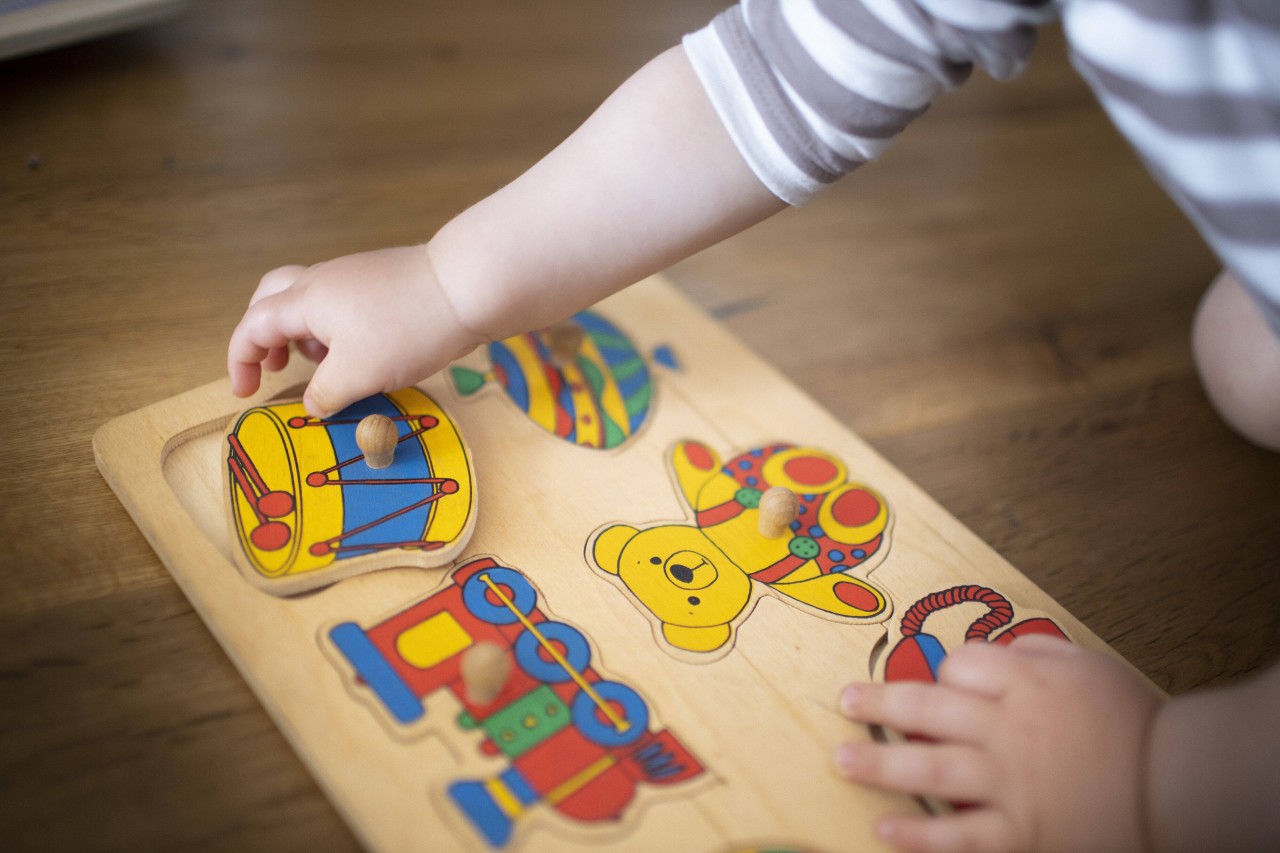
[449,308,678,450]
[223,387,477,595]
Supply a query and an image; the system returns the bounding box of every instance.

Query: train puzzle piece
[223,388,476,594]
[449,310,676,450]
[327,557,705,849]
[590,441,891,657]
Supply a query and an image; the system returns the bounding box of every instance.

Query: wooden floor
[2,1,1277,849]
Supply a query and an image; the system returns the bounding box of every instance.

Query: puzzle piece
[327,557,705,848]
[223,388,476,594]
[590,441,891,657]
[449,309,676,450]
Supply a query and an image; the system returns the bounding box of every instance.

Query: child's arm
[838,635,1280,852]
[227,45,784,417]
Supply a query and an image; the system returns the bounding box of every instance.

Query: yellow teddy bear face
[592,523,752,654]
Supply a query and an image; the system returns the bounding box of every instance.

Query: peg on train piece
[545,320,586,369]
[460,641,511,706]
[356,413,399,469]
[758,486,800,539]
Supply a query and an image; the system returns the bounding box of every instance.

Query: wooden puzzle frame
[96,276,1118,852]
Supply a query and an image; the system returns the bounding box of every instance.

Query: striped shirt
[683,0,1280,331]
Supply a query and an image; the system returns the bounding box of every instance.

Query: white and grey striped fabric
[683,0,1280,331]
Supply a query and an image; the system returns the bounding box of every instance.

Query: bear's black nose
[670,564,694,583]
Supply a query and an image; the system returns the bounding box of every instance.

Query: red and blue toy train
[328,557,704,847]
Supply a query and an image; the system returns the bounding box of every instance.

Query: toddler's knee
[1192,271,1280,452]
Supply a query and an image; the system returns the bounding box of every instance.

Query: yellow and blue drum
[225,388,474,590]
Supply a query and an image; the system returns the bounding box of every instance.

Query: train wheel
[514,621,590,682]
[462,567,538,624]
[572,681,648,747]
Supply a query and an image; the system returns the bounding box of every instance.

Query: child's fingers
[227,287,318,397]
[250,264,308,306]
[304,342,382,419]
[835,740,995,803]
[262,346,291,372]
[296,338,329,363]
[936,642,1028,699]
[840,682,993,744]
[876,808,1021,853]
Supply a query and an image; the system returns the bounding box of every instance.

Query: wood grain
[2,0,1278,848]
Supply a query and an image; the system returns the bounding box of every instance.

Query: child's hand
[837,635,1162,853]
[227,245,483,418]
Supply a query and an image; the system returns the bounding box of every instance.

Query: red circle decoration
[684,443,715,471]
[257,491,295,518]
[250,520,291,552]
[441,479,460,495]
[835,582,881,613]
[832,489,880,528]
[306,471,328,488]
[783,455,839,486]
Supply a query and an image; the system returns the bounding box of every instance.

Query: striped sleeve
[1062,0,1280,332]
[682,0,1056,205]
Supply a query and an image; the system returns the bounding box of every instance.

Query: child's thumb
[303,348,379,419]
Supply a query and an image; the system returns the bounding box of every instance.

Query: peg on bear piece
[460,641,510,706]
[758,486,800,539]
[356,414,399,469]
[545,320,586,369]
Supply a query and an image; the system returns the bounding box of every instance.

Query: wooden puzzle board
[95,275,1116,853]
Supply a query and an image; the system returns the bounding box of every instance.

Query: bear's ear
[590,524,640,575]
[662,622,732,653]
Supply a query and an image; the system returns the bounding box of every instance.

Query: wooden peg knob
[356,413,398,469]
[758,486,800,539]
[460,641,510,706]
[545,320,586,369]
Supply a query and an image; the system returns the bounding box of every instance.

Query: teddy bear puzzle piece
[224,387,476,594]
[591,441,892,656]
[327,556,705,849]
[449,309,677,450]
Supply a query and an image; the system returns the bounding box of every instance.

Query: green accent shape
[601,413,627,449]
[624,381,652,418]
[578,357,606,397]
[735,487,763,508]
[479,684,571,758]
[789,536,821,560]
[586,330,633,353]
[610,355,645,383]
[457,710,478,730]
[450,365,487,397]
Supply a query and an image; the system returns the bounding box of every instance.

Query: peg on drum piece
[758,486,800,539]
[356,413,399,469]
[545,320,586,369]
[460,641,510,706]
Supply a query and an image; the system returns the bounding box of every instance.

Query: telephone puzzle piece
[591,441,891,657]
[449,309,675,450]
[327,557,704,849]
[882,585,1069,684]
[224,388,475,594]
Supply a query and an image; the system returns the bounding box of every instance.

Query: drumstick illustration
[227,435,295,551]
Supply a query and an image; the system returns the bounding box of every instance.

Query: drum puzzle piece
[449,309,677,450]
[590,441,892,657]
[327,557,705,849]
[224,388,476,595]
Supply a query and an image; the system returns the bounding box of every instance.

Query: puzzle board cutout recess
[95,276,1122,853]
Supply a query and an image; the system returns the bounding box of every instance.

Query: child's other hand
[227,245,483,418]
[836,635,1162,853]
